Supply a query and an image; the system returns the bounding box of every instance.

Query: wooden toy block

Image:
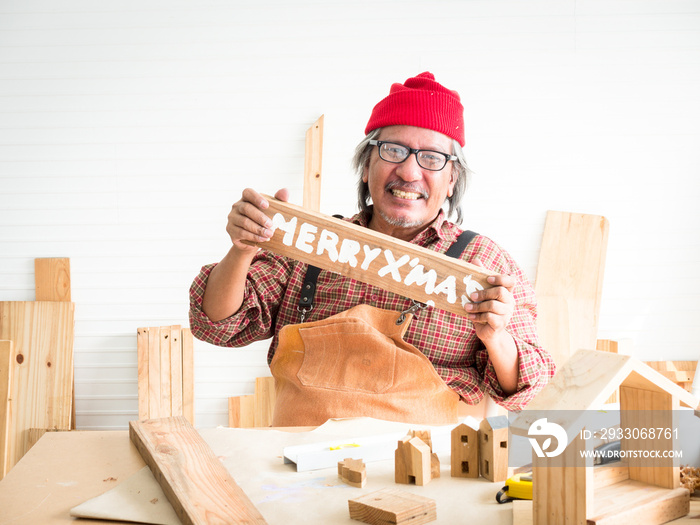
[395,430,440,486]
[479,415,509,482]
[338,457,366,488]
[348,487,436,525]
[451,422,479,478]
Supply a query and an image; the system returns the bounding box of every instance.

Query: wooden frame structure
[511,349,699,525]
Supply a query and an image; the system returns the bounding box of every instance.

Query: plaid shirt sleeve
[188,250,297,347]
[465,236,556,411]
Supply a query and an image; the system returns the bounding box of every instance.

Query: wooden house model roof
[511,349,699,438]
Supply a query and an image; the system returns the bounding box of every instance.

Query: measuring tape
[496,472,533,503]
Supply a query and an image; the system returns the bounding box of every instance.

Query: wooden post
[303,115,324,212]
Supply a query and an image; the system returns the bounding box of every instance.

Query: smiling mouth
[390,188,425,200]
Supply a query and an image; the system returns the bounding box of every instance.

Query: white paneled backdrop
[1,0,699,429]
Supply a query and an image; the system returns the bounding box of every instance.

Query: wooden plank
[35,258,75,428]
[129,416,268,525]
[181,328,195,425]
[535,211,609,369]
[147,327,161,419]
[34,258,71,302]
[0,340,11,479]
[0,301,74,471]
[159,327,173,418]
[170,326,183,417]
[136,327,150,420]
[229,395,255,428]
[303,114,324,212]
[254,376,275,427]
[245,196,496,317]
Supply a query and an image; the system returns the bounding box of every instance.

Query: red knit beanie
[365,72,465,147]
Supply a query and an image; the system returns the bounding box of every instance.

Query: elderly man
[189,72,555,426]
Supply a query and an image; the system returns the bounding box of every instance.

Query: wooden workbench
[0,421,512,524]
[0,424,697,525]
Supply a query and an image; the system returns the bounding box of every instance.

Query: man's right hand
[226,188,290,252]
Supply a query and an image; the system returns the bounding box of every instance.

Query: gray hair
[351,128,470,225]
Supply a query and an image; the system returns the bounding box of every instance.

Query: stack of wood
[0,258,75,479]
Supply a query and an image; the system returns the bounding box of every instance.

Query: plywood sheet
[0,301,74,471]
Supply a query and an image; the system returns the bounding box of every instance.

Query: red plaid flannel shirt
[189,209,555,410]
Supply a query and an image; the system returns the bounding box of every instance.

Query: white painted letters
[317,229,339,262]
[295,222,317,254]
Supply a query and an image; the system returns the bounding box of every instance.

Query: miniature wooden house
[395,430,440,486]
[511,349,700,525]
[479,415,509,482]
[451,420,479,478]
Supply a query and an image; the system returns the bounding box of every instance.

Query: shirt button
[370,294,378,301]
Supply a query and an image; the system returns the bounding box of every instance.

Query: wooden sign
[247,196,496,317]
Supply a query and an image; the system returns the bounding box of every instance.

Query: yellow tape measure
[496,472,533,503]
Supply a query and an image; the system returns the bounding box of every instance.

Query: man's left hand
[464,259,516,344]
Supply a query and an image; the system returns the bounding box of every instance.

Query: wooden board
[303,114,324,212]
[348,487,436,525]
[0,301,74,472]
[34,257,71,302]
[535,211,609,369]
[181,328,195,425]
[229,395,255,428]
[0,340,12,479]
[246,196,496,317]
[129,416,268,525]
[254,376,275,427]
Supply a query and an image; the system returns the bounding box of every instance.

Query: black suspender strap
[297,228,479,321]
[445,229,478,258]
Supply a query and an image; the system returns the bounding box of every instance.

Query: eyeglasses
[369,140,457,172]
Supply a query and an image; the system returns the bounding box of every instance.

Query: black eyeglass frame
[369,140,457,172]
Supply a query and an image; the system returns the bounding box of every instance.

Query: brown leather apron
[270,304,460,426]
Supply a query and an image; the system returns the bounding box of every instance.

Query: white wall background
[1,0,699,430]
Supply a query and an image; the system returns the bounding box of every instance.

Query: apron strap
[298,228,479,321]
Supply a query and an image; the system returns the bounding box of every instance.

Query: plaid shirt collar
[350,207,461,246]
